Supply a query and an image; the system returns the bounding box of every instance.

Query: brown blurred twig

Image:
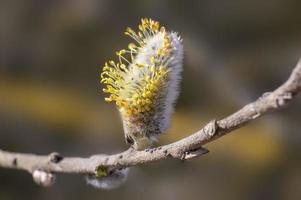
[1,58,301,184]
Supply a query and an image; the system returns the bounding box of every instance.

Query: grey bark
[1,58,301,178]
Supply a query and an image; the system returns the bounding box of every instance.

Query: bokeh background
[1,0,301,199]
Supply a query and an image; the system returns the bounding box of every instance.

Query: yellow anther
[160,26,166,32]
[104,97,113,102]
[105,78,114,84]
[159,66,167,73]
[100,72,107,80]
[138,32,143,38]
[138,25,144,31]
[128,43,137,50]
[132,93,139,100]
[126,27,135,34]
[116,49,126,56]
[142,18,149,24]
[103,88,109,93]
[103,65,110,71]
[145,75,151,82]
[136,63,145,68]
[120,64,127,70]
[115,98,127,107]
[150,56,157,63]
[109,60,115,66]
[154,21,159,29]
[151,65,156,73]
[101,18,173,114]
[126,109,133,115]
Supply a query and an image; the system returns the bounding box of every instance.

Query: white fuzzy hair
[131,31,183,131]
[160,32,183,131]
[123,30,183,149]
[86,168,129,190]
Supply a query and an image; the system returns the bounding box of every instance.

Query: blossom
[101,18,183,149]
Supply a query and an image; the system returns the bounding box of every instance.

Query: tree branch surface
[1,59,301,177]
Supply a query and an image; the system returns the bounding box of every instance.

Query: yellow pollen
[100,18,172,116]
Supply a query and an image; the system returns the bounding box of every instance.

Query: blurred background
[1,0,301,199]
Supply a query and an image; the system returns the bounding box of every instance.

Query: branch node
[181,147,209,160]
[49,152,63,163]
[204,120,218,137]
[260,92,272,99]
[12,158,17,167]
[251,106,261,119]
[276,92,293,107]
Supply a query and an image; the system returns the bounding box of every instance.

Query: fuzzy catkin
[86,168,129,190]
[101,18,183,150]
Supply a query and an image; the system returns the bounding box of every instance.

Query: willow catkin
[101,18,183,150]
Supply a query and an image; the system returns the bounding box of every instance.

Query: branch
[1,58,301,180]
